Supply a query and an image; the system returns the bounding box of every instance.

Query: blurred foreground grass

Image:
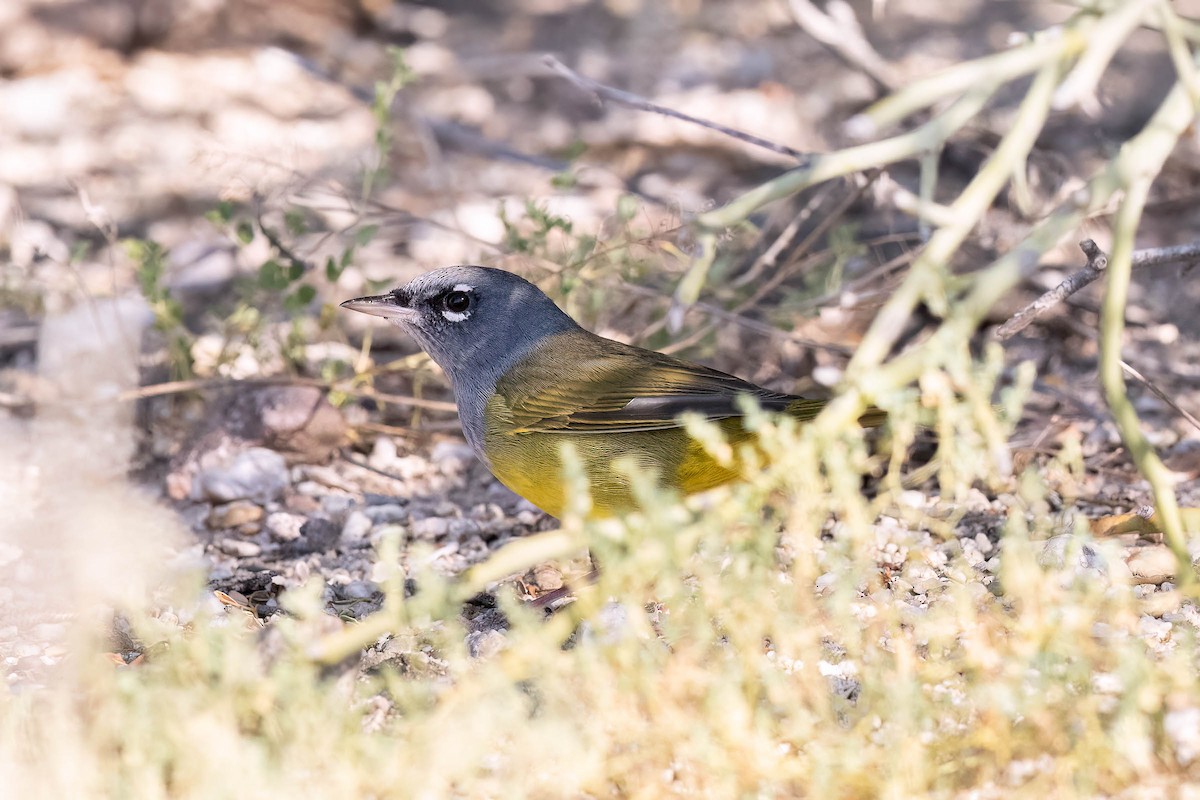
[3,357,1199,798]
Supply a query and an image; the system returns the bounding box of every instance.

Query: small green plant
[127,237,193,379]
[365,47,416,196]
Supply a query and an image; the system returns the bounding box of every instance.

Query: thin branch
[1121,360,1200,435]
[347,387,458,413]
[994,238,1200,340]
[680,83,996,310]
[848,27,1090,135]
[257,213,313,274]
[874,173,958,228]
[1052,0,1158,111]
[540,55,809,164]
[3,374,460,415]
[788,0,898,96]
[821,40,1200,435]
[694,83,994,233]
[116,375,323,402]
[844,62,1063,381]
[995,239,1108,339]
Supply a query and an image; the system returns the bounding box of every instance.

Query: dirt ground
[3,0,1200,679]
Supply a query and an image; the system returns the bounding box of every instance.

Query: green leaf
[287,261,305,282]
[354,224,380,246]
[325,255,343,283]
[284,284,317,312]
[284,209,307,236]
[551,171,577,189]
[69,240,93,264]
[617,194,638,222]
[259,260,288,290]
[236,221,255,244]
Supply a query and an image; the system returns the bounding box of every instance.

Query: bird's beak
[339,293,417,322]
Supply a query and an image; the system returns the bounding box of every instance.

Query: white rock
[265,512,305,542]
[1126,546,1179,585]
[341,510,373,542]
[1165,708,1200,764]
[217,538,261,558]
[369,436,398,470]
[431,440,475,469]
[197,448,288,503]
[410,517,449,539]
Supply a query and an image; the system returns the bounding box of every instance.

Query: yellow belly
[482,423,753,519]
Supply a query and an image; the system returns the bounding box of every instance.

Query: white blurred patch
[0,296,187,634]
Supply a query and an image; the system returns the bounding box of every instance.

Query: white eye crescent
[440,284,474,321]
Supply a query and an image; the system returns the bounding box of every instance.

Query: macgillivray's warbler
[342,266,885,518]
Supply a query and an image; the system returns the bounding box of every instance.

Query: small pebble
[197,448,288,503]
[363,504,408,524]
[298,518,340,553]
[469,503,505,522]
[411,517,450,539]
[432,441,475,470]
[320,494,356,521]
[218,538,262,557]
[342,510,373,542]
[447,519,481,537]
[1126,546,1178,585]
[300,464,356,492]
[1165,708,1200,765]
[531,563,564,592]
[369,436,398,470]
[284,492,321,515]
[465,629,506,659]
[516,510,543,527]
[341,580,380,600]
[265,512,305,542]
[207,500,264,530]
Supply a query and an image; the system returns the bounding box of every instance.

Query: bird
[341,266,884,518]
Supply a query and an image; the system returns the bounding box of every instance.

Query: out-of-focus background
[4,1,1200,795]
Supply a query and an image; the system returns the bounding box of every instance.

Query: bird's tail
[857,405,887,429]
[786,398,887,429]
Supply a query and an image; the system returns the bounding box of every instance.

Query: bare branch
[788,0,897,96]
[541,55,809,163]
[1121,360,1200,435]
[995,238,1200,340]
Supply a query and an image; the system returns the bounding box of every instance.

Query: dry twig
[1120,360,1200,435]
[541,55,808,163]
[788,0,897,96]
[996,238,1200,340]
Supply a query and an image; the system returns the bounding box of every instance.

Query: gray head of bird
[340,265,581,395]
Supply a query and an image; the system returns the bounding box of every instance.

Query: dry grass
[3,348,1199,798]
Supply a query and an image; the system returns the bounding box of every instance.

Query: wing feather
[492,333,800,435]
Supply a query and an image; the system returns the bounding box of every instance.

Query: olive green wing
[492,333,825,435]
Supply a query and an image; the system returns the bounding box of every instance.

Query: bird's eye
[442,290,471,314]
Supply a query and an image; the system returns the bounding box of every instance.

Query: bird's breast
[480,404,750,518]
